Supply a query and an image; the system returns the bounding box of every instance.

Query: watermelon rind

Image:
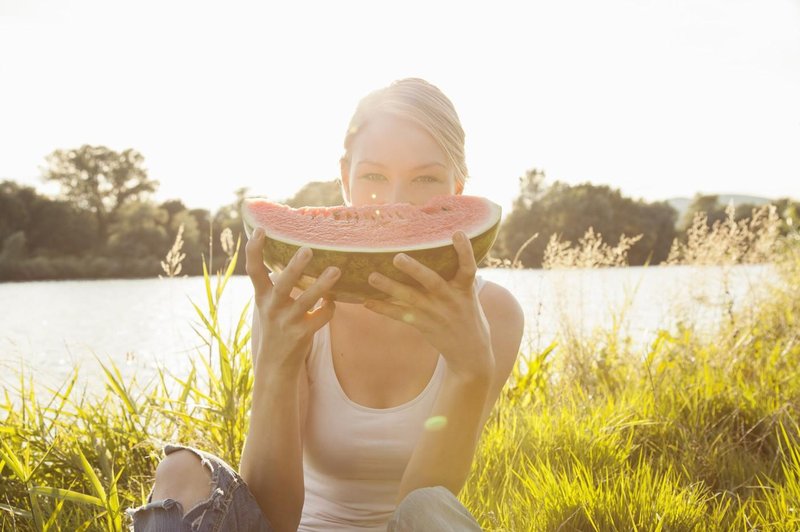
[241,197,502,303]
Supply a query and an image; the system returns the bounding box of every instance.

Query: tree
[493,169,548,263]
[496,170,678,267]
[512,168,547,211]
[26,198,97,256]
[106,201,169,258]
[42,145,159,244]
[772,197,800,235]
[0,181,33,244]
[0,180,97,257]
[678,194,761,232]
[283,179,344,207]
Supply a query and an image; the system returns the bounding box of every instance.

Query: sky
[1,0,798,217]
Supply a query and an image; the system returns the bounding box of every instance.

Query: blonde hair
[340,78,468,189]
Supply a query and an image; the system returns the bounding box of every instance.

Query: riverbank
[1,245,798,530]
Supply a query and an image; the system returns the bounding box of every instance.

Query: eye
[415,175,441,183]
[360,173,387,181]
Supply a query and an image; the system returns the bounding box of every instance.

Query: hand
[245,228,341,376]
[363,231,494,382]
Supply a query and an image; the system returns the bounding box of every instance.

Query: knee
[154,449,212,490]
[390,486,481,532]
[397,486,450,510]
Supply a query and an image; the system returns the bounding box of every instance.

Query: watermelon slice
[241,195,502,302]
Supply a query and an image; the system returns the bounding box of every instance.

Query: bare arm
[395,283,524,503]
[358,233,524,505]
[238,231,333,532]
[396,365,492,503]
[239,311,310,532]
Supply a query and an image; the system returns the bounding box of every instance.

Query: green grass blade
[94,356,138,416]
[76,446,107,505]
[29,486,104,508]
[43,496,66,531]
[0,439,28,481]
[216,247,239,302]
[202,258,214,316]
[0,502,33,519]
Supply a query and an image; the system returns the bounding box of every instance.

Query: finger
[305,296,336,332]
[273,246,313,299]
[368,270,425,305]
[391,253,446,294]
[293,266,341,312]
[245,228,273,296]
[451,231,477,288]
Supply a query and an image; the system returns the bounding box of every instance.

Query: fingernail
[253,228,263,238]
[300,247,311,259]
[324,267,340,278]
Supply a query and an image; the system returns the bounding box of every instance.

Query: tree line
[1,145,797,280]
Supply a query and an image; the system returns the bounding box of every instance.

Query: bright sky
[1,0,798,217]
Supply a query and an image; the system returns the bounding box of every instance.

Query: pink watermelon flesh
[243,195,496,251]
[241,195,502,302]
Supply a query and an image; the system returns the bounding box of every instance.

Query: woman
[127,78,524,531]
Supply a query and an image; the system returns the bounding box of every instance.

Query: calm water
[0,265,775,399]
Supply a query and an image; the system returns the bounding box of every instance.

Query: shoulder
[477,279,524,366]
[478,279,524,328]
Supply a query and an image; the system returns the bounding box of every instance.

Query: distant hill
[666,194,773,221]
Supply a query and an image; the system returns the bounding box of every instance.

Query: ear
[339,157,351,205]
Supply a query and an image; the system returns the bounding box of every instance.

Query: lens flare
[424,415,448,431]
[402,313,415,324]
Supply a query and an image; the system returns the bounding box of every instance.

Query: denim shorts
[126,443,483,531]
[125,443,273,532]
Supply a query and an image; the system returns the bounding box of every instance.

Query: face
[340,113,463,207]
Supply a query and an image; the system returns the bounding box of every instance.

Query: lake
[0,265,776,399]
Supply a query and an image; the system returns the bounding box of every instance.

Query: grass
[1,213,799,531]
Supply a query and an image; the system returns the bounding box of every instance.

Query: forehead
[349,113,448,169]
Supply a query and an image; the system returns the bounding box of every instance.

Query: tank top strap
[475,273,488,294]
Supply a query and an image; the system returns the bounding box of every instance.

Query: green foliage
[0,181,97,257]
[42,145,158,244]
[496,170,678,267]
[283,179,344,207]
[0,180,243,280]
[4,151,799,279]
[106,201,169,258]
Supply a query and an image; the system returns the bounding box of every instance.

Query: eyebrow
[356,160,447,172]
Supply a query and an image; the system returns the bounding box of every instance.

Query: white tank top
[298,276,487,531]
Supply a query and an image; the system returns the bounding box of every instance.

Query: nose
[386,182,415,205]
